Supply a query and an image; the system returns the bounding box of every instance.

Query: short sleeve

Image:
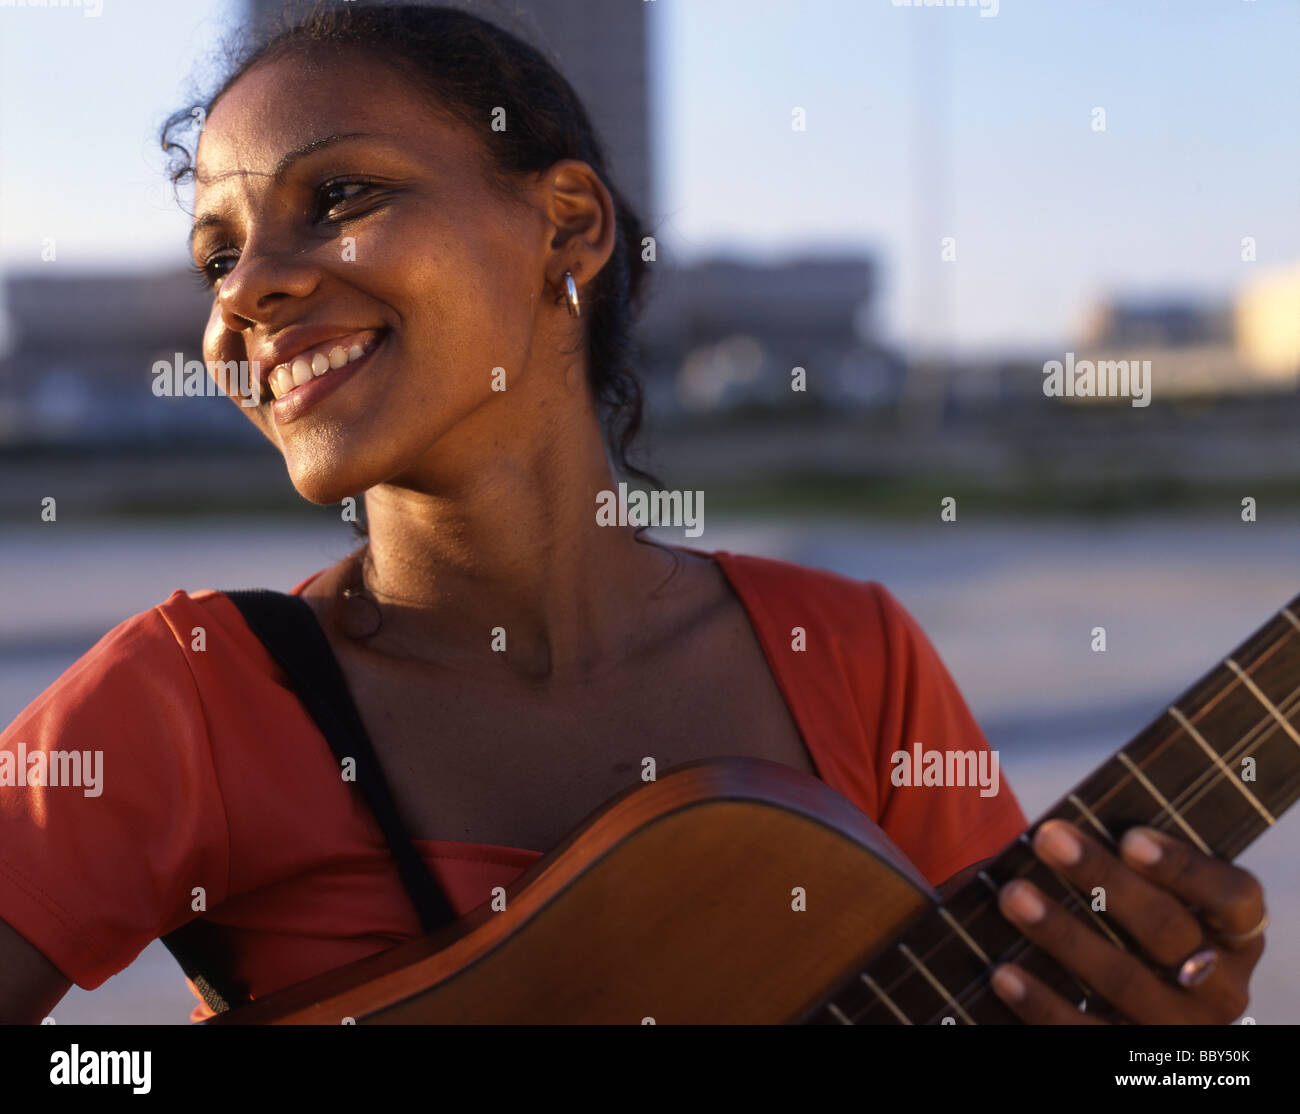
[0,601,230,989]
[866,585,1027,886]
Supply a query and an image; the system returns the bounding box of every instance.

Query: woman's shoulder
[1,581,315,740]
[88,567,330,660]
[706,547,961,706]
[72,586,268,673]
[0,586,268,992]
[707,548,916,639]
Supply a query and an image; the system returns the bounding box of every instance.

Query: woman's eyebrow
[269,131,375,184]
[189,212,225,253]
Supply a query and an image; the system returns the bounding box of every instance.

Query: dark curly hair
[160,1,658,494]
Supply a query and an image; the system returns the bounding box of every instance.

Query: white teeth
[268,336,377,400]
[270,366,295,399]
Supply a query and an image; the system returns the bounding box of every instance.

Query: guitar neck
[809,595,1300,1025]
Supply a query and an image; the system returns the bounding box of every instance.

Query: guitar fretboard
[806,595,1300,1025]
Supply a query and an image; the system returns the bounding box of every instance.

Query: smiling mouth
[266,329,384,401]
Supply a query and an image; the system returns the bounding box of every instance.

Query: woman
[0,4,1266,1025]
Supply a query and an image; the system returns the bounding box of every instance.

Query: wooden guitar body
[215,760,935,1024]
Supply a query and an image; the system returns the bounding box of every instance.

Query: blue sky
[1,0,1296,355]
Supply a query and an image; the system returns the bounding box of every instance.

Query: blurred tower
[246,0,654,220]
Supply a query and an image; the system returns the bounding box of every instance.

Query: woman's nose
[216,240,322,331]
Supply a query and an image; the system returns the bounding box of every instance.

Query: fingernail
[1122,828,1163,865]
[1035,821,1082,865]
[1001,880,1046,923]
[991,965,1027,1002]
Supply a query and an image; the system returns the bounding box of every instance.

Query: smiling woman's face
[192,48,571,504]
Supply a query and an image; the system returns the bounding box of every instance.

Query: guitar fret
[897,943,974,1024]
[1282,607,1300,634]
[1167,704,1276,826]
[883,901,995,1026]
[1225,761,1300,857]
[1017,833,1128,953]
[936,906,991,966]
[894,896,1004,1020]
[1225,658,1300,749]
[1067,793,1116,844]
[859,972,912,1025]
[949,878,1028,960]
[972,863,1081,993]
[825,1001,853,1026]
[1115,751,1213,854]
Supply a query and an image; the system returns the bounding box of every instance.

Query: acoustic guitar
[210,594,1300,1024]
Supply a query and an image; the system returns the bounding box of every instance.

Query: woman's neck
[349,418,676,680]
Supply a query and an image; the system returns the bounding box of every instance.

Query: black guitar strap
[160,588,456,1016]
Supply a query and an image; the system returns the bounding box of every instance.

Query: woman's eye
[192,253,237,290]
[314,180,373,220]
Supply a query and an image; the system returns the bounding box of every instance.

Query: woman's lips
[269,330,386,426]
[266,328,382,400]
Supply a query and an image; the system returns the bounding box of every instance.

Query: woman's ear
[538,159,616,290]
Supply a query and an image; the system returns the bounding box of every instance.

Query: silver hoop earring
[563,270,581,318]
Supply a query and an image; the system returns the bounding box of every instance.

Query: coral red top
[0,550,1027,1022]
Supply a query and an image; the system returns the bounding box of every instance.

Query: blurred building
[1078,298,1234,349]
[1060,282,1298,401]
[0,270,234,447]
[641,256,895,413]
[1234,263,1300,386]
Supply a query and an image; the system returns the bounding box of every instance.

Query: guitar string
[907,673,1299,1026]
[919,657,1300,1025]
[948,641,1300,1022]
[838,621,1299,1025]
[838,648,1288,1023]
[814,608,1294,1023]
[937,678,1299,1026]
[923,652,1300,1025]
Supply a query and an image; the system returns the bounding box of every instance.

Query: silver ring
[1176,947,1219,989]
